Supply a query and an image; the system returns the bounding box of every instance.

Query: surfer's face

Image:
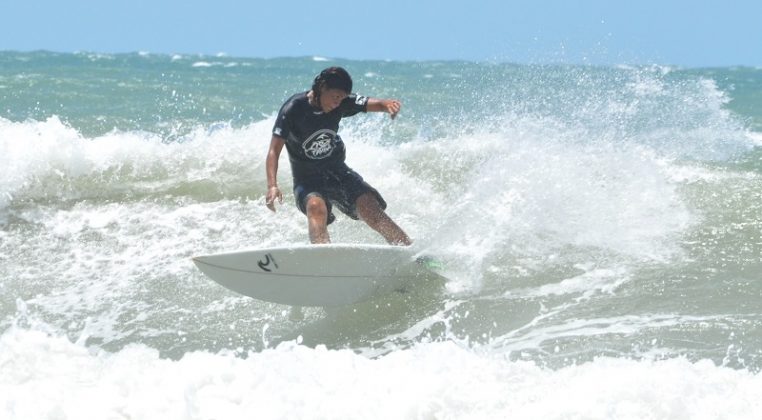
[320,88,348,113]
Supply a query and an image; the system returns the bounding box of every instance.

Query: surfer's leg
[305,195,331,244]
[355,192,412,246]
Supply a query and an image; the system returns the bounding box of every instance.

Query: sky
[1,0,760,67]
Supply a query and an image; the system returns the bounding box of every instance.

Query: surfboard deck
[192,244,433,307]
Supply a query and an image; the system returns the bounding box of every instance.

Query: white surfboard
[192,244,433,307]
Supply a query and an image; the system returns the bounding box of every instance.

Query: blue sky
[1,0,760,67]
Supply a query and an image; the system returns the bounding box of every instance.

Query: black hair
[311,67,353,104]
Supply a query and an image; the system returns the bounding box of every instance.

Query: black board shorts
[292,165,387,225]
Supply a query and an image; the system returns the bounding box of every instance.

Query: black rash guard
[272,91,369,180]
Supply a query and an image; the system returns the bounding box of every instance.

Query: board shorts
[292,165,387,225]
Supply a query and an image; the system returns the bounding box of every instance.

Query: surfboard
[192,244,434,307]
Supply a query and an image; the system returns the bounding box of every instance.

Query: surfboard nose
[191,255,214,268]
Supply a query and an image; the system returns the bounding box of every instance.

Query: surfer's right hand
[266,186,282,212]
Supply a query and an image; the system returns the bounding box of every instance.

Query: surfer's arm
[266,135,286,211]
[366,98,402,119]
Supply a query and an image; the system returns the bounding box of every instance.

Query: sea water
[1,51,761,419]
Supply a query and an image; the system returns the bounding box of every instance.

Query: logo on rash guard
[303,129,337,159]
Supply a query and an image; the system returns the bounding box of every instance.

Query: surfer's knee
[356,193,411,246]
[356,193,384,224]
[305,196,328,220]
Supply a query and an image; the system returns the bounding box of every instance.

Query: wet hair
[311,67,353,103]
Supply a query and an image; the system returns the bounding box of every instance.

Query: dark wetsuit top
[272,91,368,181]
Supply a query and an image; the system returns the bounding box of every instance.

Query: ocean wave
[0,116,276,210]
[1,328,759,420]
[3,59,762,377]
[0,109,720,264]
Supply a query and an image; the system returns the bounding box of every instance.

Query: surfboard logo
[258,253,279,272]
[302,129,337,159]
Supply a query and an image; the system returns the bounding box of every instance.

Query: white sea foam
[507,266,631,299]
[0,115,282,241]
[192,61,232,68]
[490,313,736,355]
[403,123,695,277]
[748,131,762,145]
[0,328,759,420]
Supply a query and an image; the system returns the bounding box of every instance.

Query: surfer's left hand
[384,100,401,119]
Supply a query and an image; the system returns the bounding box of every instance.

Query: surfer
[265,67,412,246]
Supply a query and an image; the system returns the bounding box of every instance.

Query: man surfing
[265,67,412,246]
